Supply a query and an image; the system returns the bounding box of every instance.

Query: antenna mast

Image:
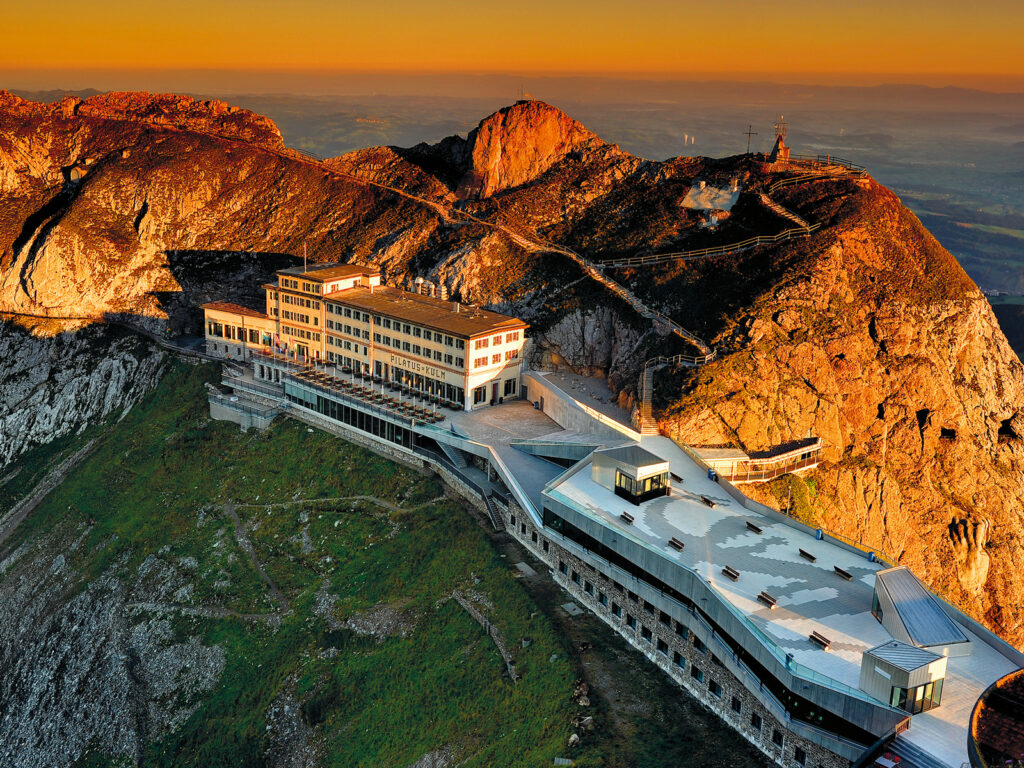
[743,124,758,154]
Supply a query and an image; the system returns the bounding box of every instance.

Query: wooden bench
[701,496,717,508]
[722,565,740,581]
[757,591,777,609]
[798,548,817,562]
[745,521,763,534]
[809,631,832,650]
[668,537,685,551]
[620,511,635,525]
[834,565,853,581]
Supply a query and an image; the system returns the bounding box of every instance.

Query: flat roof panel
[876,567,970,648]
[278,263,377,281]
[325,286,526,338]
[866,640,944,672]
[597,444,667,469]
[201,301,269,320]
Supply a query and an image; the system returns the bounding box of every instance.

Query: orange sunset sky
[3,0,1023,89]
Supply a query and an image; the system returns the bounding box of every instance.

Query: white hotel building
[202,263,527,410]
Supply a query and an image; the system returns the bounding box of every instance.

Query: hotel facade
[202,263,527,410]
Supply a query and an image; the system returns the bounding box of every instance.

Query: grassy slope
[6,361,593,768]
[4,359,770,768]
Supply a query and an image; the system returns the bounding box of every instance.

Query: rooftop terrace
[547,441,1020,767]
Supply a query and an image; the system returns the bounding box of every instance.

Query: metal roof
[596,444,668,469]
[277,263,377,281]
[876,567,970,648]
[865,640,944,672]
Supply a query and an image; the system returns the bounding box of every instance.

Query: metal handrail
[600,223,819,268]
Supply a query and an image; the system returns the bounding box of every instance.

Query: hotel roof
[277,263,378,282]
[201,301,270,320]
[323,285,527,338]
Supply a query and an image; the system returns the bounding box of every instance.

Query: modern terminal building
[204,266,1022,768]
[202,263,527,410]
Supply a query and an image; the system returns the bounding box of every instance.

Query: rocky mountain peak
[458,100,608,197]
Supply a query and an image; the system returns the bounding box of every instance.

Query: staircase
[758,192,811,230]
[439,442,470,469]
[888,735,956,768]
[483,495,506,532]
[634,366,660,436]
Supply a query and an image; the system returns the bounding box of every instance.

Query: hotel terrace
[202,263,527,411]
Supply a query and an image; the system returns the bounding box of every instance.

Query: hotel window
[344,324,352,334]
[433,350,442,361]
[474,357,488,368]
[505,350,519,361]
[413,327,421,338]
[403,341,411,352]
[751,713,762,731]
[474,338,488,349]
[412,344,421,355]
[506,331,520,343]
[693,636,706,654]
[730,696,742,714]
[504,378,517,396]
[794,747,806,766]
[673,651,685,669]
[708,679,722,697]
[640,625,652,643]
[344,307,352,318]
[473,386,486,404]
[456,339,465,349]
[626,614,636,629]
[598,591,607,606]
[444,335,453,347]
[558,560,567,575]
[659,611,671,627]
[403,324,411,334]
[456,358,464,368]
[571,570,580,584]
[690,665,703,683]
[491,353,501,365]
[382,318,391,329]
[656,638,668,655]
[584,580,593,595]
[492,335,502,345]
[445,354,453,365]
[374,333,381,343]
[771,729,783,747]
[611,602,621,617]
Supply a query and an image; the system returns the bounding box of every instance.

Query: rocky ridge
[1,92,1023,647]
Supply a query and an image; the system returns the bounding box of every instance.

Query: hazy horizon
[5,69,1024,98]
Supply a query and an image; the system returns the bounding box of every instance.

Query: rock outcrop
[0,322,166,467]
[0,534,225,768]
[460,100,607,197]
